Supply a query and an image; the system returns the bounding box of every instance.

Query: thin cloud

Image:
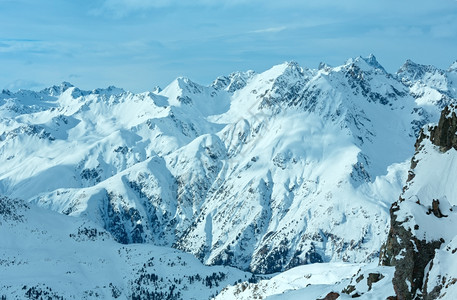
[0,39,42,53]
[250,26,287,34]
[4,79,44,92]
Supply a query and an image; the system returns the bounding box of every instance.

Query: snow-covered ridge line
[0,55,456,277]
[3,54,455,97]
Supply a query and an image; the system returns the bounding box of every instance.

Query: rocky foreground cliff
[379,104,457,299]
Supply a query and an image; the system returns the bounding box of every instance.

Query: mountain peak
[92,85,125,95]
[398,59,420,71]
[60,81,74,89]
[280,60,307,77]
[363,54,386,72]
[346,55,386,73]
[278,60,303,71]
[152,86,162,93]
[163,76,203,97]
[397,59,447,87]
[40,81,75,96]
[261,61,306,83]
[211,70,255,92]
[1,88,12,95]
[175,76,193,85]
[397,59,442,74]
[284,60,300,68]
[318,62,332,71]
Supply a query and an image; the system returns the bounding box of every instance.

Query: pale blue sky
[1,0,457,92]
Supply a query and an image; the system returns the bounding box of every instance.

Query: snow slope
[0,196,251,299]
[215,262,396,300]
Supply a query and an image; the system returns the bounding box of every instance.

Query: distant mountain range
[1,55,456,299]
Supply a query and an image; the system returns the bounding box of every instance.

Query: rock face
[380,104,457,299]
[430,105,457,151]
[319,292,340,300]
[380,203,442,299]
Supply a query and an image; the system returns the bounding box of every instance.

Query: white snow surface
[397,138,457,242]
[425,236,457,299]
[0,197,250,299]
[215,262,396,300]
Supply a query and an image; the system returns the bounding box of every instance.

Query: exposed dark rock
[352,293,361,298]
[421,259,443,300]
[114,146,129,154]
[341,285,356,295]
[379,199,442,300]
[367,273,385,291]
[318,291,340,300]
[177,95,192,105]
[350,160,371,186]
[355,274,364,283]
[80,167,101,184]
[413,128,429,153]
[431,199,446,218]
[341,270,386,297]
[429,104,457,152]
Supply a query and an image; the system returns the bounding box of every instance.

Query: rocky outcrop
[379,203,442,300]
[380,104,457,300]
[341,268,391,298]
[429,104,457,151]
[318,292,340,300]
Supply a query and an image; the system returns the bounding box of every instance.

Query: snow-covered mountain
[0,55,456,299]
[0,196,251,299]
